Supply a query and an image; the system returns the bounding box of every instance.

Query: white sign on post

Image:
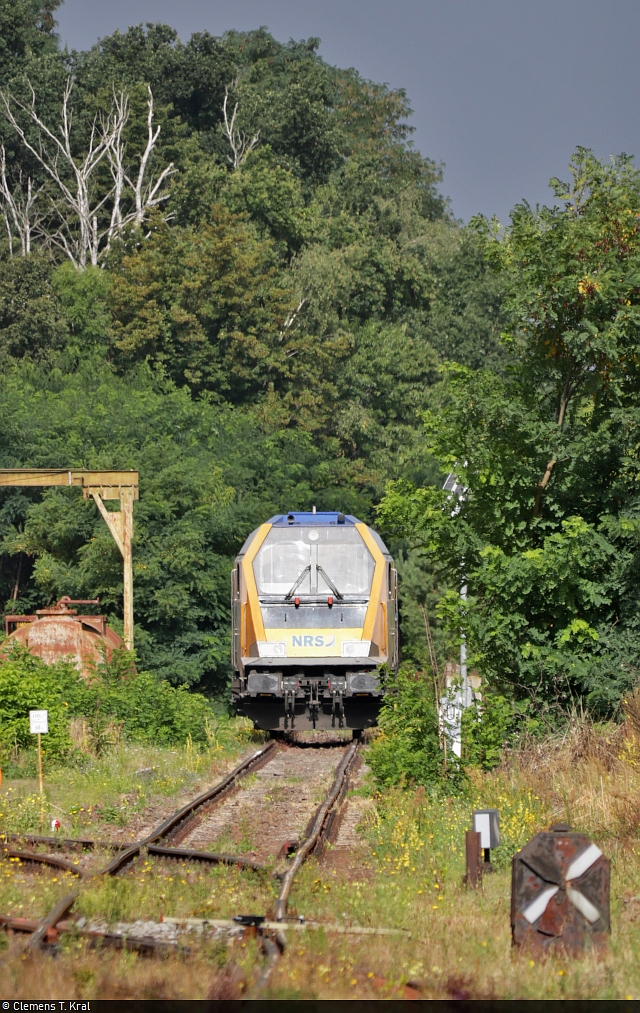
[29,710,48,734]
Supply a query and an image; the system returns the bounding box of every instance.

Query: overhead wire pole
[0,470,139,650]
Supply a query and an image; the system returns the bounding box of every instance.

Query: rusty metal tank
[2,597,125,677]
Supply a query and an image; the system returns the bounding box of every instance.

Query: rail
[101,740,276,874]
[0,735,360,995]
[274,740,358,921]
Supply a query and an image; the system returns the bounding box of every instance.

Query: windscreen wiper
[285,565,311,600]
[316,565,344,600]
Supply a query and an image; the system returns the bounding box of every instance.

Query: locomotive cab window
[253,527,375,597]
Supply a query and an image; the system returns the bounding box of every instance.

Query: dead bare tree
[0,145,45,256]
[222,84,260,170]
[0,78,175,267]
[104,85,176,255]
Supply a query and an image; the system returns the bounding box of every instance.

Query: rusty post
[465,830,482,888]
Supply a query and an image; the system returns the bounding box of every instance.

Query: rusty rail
[27,892,78,950]
[274,741,358,922]
[0,737,360,983]
[2,848,89,880]
[102,740,276,875]
[246,933,283,999]
[1,833,129,852]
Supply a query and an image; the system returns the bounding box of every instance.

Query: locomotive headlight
[341,640,371,658]
[257,642,287,658]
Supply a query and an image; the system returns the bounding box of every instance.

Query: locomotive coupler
[309,679,321,729]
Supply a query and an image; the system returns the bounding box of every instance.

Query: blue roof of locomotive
[269,512,360,526]
[237,512,390,556]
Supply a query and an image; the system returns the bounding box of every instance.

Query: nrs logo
[292,634,336,648]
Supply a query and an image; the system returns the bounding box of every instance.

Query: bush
[100,669,216,746]
[0,646,216,766]
[461,691,519,770]
[368,666,463,789]
[0,647,91,764]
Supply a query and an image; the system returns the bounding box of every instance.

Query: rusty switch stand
[0,470,138,650]
[511,824,610,955]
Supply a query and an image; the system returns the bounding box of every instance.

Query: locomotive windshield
[253,526,375,597]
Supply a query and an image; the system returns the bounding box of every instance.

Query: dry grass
[0,937,259,1001]
[0,715,639,999]
[498,710,640,840]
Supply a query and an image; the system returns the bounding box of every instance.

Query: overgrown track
[274,740,358,920]
[103,739,277,874]
[1,736,362,969]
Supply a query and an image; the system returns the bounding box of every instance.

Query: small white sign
[29,710,48,734]
[474,811,491,849]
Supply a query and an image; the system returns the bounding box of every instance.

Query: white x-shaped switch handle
[522,843,603,925]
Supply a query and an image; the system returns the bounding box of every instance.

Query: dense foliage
[0,5,502,695]
[380,151,640,719]
[0,646,216,766]
[1,6,637,771]
[368,666,459,787]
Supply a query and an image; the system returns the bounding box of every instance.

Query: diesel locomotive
[230,511,398,731]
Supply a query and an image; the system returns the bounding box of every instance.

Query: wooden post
[464,830,482,888]
[91,488,134,651]
[120,487,134,651]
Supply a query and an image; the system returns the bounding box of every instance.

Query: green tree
[379,151,640,714]
[0,254,69,361]
[368,665,461,788]
[0,0,60,86]
[109,209,296,399]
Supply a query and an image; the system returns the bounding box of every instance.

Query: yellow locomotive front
[231,512,398,731]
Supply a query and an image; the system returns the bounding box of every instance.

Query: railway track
[0,735,362,990]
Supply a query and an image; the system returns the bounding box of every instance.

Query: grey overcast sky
[55,0,640,225]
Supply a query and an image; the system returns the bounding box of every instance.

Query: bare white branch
[278,298,307,341]
[0,78,176,267]
[222,85,260,170]
[0,145,47,256]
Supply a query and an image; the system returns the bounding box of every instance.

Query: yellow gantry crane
[0,470,139,649]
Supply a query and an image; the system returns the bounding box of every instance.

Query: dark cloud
[56,0,640,224]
